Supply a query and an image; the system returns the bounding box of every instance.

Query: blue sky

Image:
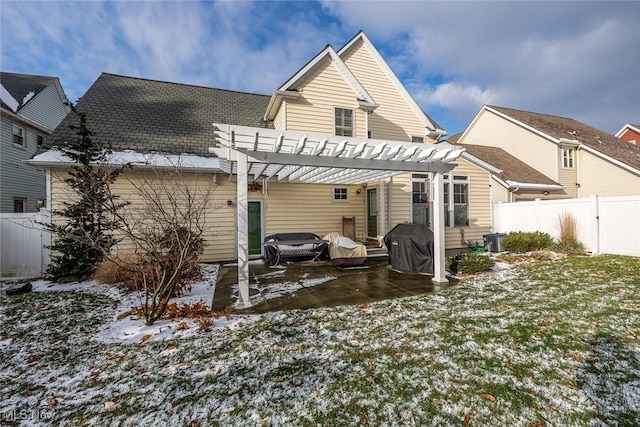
[2,1,638,136]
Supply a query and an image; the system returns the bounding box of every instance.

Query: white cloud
[1,1,638,134]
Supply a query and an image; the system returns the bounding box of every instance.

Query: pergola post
[236,151,251,307]
[432,172,449,284]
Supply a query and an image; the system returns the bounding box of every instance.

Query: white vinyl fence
[493,195,640,257]
[0,210,51,278]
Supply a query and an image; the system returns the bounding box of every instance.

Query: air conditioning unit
[483,233,507,253]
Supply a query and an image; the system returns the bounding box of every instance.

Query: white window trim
[12,124,26,148]
[443,175,470,227]
[334,106,354,137]
[332,186,350,202]
[562,148,574,169]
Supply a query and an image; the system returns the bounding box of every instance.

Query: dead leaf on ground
[480,393,496,402]
[463,414,471,425]
[140,334,151,343]
[117,311,132,321]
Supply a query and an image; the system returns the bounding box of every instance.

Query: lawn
[1,255,639,426]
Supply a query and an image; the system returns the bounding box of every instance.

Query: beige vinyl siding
[341,38,433,142]
[577,151,640,197]
[263,183,366,240]
[285,58,366,137]
[491,178,511,203]
[463,110,559,181]
[51,168,239,262]
[51,169,366,262]
[557,147,578,198]
[274,101,286,131]
[385,173,411,230]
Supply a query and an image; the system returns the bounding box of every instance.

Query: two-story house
[455,105,640,200]
[31,31,492,303]
[1,72,70,212]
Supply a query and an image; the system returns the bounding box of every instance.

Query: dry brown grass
[558,212,580,247]
[92,256,135,285]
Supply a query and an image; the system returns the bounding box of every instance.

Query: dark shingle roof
[489,105,640,172]
[45,73,272,157]
[0,72,57,112]
[461,144,560,186]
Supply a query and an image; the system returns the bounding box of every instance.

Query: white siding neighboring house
[0,72,69,212]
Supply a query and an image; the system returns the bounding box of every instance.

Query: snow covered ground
[1,254,639,426]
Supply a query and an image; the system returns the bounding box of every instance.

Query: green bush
[502,231,553,253]
[447,252,495,274]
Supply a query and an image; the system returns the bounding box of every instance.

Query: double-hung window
[13,124,25,147]
[443,175,469,227]
[562,148,574,168]
[334,107,353,137]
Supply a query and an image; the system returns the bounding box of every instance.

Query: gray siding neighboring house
[0,72,69,212]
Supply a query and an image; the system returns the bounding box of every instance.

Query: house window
[13,125,25,147]
[334,107,353,137]
[13,198,27,213]
[37,134,45,146]
[333,187,349,201]
[443,175,469,227]
[562,148,574,168]
[411,136,424,143]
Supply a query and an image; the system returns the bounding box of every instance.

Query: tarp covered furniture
[323,232,368,266]
[383,224,434,274]
[263,232,329,265]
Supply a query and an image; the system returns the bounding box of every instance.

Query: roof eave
[264,90,301,121]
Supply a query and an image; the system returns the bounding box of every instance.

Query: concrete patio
[212,256,458,314]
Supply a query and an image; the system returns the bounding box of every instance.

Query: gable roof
[338,31,445,135]
[616,123,640,138]
[0,72,58,113]
[43,73,271,157]
[264,43,377,121]
[485,105,640,173]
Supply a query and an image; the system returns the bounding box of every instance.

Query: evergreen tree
[45,105,127,282]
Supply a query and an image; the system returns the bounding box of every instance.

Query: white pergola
[209,123,464,307]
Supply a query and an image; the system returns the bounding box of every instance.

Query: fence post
[590,195,600,255]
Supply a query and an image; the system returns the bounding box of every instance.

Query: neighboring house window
[562,148,574,168]
[37,134,45,146]
[443,175,469,227]
[367,131,372,139]
[13,125,25,147]
[333,187,349,201]
[334,107,353,137]
[13,198,27,213]
[411,136,424,143]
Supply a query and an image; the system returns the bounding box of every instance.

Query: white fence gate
[493,195,640,257]
[0,210,51,278]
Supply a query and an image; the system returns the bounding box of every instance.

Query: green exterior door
[248,201,263,256]
[367,188,378,238]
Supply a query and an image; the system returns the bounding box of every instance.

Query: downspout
[489,173,493,232]
[576,145,581,198]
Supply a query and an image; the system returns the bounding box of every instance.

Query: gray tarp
[383,224,434,274]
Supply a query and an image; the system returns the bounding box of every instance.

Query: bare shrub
[112,161,214,325]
